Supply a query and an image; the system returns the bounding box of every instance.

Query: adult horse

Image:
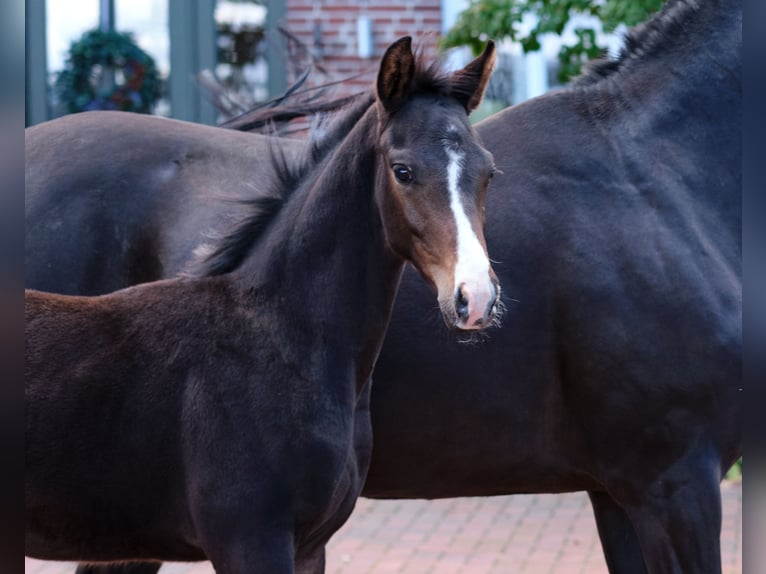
[26,0,742,572]
[25,37,501,573]
[366,3,740,574]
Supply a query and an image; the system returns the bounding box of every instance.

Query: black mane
[410,50,472,100]
[191,92,374,277]
[574,0,704,86]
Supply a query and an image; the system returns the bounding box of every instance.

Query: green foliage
[441,0,665,82]
[55,29,162,114]
[725,457,742,481]
[599,0,665,31]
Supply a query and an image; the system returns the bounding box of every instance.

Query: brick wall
[285,0,442,97]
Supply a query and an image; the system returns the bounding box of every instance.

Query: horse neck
[588,0,740,117]
[581,0,740,219]
[233,104,405,390]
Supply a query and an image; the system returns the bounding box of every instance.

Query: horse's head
[374,37,501,331]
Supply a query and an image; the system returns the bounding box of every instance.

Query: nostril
[455,285,469,321]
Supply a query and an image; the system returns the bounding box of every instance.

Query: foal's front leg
[295,548,326,574]
[588,490,647,574]
[75,564,161,574]
[190,478,297,572]
[199,522,296,574]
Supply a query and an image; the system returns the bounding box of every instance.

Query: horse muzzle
[443,278,502,331]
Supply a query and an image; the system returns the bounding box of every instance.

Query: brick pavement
[25,480,741,574]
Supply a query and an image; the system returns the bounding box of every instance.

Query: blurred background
[25,0,638,128]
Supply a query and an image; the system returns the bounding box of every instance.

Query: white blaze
[445,145,493,325]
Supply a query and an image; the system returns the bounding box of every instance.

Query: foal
[25,37,499,573]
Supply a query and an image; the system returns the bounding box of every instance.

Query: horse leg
[296,547,325,574]
[619,465,723,574]
[205,539,295,574]
[75,563,161,574]
[588,491,647,574]
[198,519,296,574]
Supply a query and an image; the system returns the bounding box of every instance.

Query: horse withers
[25,37,500,573]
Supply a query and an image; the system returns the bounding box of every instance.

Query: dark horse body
[26,1,741,572]
[26,38,500,573]
[25,112,303,296]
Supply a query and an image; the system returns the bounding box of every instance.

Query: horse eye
[392,164,413,184]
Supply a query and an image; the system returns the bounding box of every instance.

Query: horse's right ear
[377,36,416,114]
[449,40,497,114]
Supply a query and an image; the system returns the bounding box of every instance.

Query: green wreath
[55,29,162,114]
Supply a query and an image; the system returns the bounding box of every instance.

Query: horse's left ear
[377,36,416,114]
[450,40,497,114]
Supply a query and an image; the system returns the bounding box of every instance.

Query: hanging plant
[55,29,162,114]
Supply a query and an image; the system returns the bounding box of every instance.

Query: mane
[410,50,468,99]
[191,92,376,277]
[224,47,464,133]
[221,92,365,133]
[573,0,705,86]
[190,47,462,278]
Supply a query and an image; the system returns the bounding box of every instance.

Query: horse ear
[450,40,497,114]
[377,36,416,114]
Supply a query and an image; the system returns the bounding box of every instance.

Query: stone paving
[26,480,741,574]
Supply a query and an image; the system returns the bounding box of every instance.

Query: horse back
[25,112,301,295]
